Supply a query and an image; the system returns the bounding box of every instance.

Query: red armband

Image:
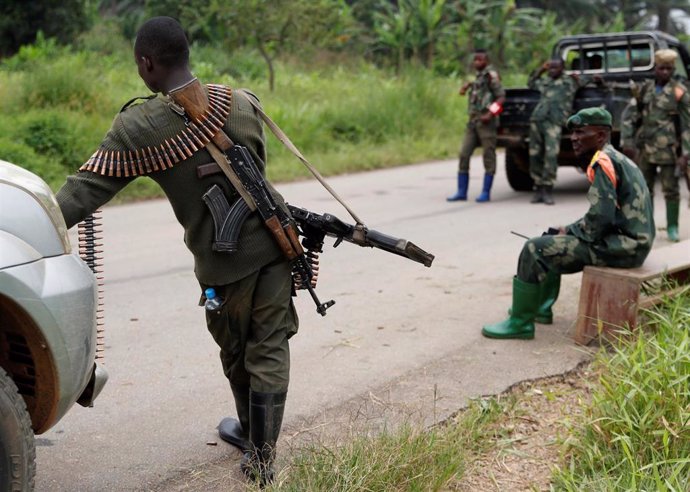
[488,102,503,116]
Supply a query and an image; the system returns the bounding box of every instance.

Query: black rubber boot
[240,390,287,486]
[530,185,544,203]
[218,384,251,451]
[542,185,555,205]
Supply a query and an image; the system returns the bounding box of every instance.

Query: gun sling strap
[235,89,365,227]
[165,78,365,234]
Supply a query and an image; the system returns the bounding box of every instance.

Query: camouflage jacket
[528,72,591,124]
[565,144,654,267]
[467,65,505,120]
[620,78,690,164]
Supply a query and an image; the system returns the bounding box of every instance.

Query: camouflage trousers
[203,258,298,394]
[517,234,640,283]
[638,152,680,203]
[528,120,562,186]
[458,118,498,174]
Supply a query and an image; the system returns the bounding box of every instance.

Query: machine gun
[287,205,434,268]
[169,79,435,315]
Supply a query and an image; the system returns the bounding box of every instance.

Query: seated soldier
[482,108,655,339]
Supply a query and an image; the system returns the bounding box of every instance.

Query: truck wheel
[505,147,534,191]
[0,367,36,491]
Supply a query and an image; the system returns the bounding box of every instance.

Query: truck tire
[0,367,36,492]
[505,147,534,191]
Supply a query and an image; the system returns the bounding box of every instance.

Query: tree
[371,0,453,71]
[0,0,92,58]
[208,0,350,91]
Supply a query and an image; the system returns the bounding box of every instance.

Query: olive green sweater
[57,87,284,285]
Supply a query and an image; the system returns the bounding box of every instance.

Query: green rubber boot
[666,200,680,242]
[535,271,561,324]
[508,271,560,323]
[482,277,538,339]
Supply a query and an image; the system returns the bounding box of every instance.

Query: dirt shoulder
[453,363,593,491]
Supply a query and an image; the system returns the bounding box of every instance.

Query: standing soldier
[527,58,594,205]
[621,49,690,242]
[482,108,654,340]
[56,17,295,485]
[447,49,505,203]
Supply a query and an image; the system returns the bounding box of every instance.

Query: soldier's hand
[459,82,471,95]
[676,154,689,170]
[622,147,638,161]
[479,112,492,124]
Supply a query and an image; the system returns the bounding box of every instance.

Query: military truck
[497,30,690,191]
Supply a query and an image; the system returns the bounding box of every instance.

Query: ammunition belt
[79,84,232,177]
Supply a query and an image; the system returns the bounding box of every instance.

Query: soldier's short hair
[135,16,189,68]
[550,57,565,67]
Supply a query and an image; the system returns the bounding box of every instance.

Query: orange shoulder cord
[586,150,617,189]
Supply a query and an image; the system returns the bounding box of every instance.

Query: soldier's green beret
[566,107,612,129]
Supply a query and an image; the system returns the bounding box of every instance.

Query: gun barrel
[365,229,434,267]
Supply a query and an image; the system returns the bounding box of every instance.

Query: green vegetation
[261,289,690,491]
[553,288,690,491]
[265,398,506,491]
[0,1,685,201]
[0,38,466,200]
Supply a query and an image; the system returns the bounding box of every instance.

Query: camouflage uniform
[528,72,590,186]
[518,144,655,283]
[458,65,505,175]
[621,78,690,205]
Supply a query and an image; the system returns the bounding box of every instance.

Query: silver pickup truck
[0,160,107,490]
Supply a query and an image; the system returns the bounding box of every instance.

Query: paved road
[36,156,688,491]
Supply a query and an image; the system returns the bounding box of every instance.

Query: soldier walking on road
[55,17,295,485]
[527,58,594,205]
[447,49,505,203]
[621,49,690,242]
[482,108,654,340]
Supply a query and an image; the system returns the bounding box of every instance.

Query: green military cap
[566,107,612,129]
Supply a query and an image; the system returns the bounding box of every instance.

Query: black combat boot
[218,384,251,451]
[241,390,287,486]
[542,185,555,205]
[530,185,544,203]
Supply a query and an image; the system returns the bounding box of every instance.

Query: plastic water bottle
[204,287,223,312]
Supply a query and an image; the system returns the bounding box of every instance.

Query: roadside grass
[263,397,507,492]
[260,287,690,491]
[553,286,690,491]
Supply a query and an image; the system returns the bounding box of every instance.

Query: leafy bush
[20,55,105,112]
[0,138,64,186]
[193,43,266,82]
